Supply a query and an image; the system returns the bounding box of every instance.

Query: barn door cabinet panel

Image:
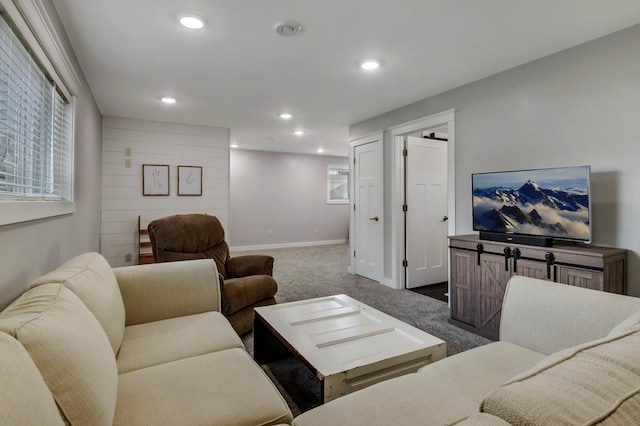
[448,234,627,340]
[449,249,475,326]
[475,251,511,339]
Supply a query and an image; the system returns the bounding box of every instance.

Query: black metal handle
[476,243,484,266]
[545,252,556,280]
[512,248,521,272]
[503,247,512,271]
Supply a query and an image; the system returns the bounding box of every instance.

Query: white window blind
[0,9,70,200]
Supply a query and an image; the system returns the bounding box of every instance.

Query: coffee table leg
[254,313,294,364]
[322,373,349,403]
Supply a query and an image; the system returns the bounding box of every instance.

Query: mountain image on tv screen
[472,166,590,241]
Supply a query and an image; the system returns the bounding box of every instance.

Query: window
[327,165,349,204]
[0,1,79,225]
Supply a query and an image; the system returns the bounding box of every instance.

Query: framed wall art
[142,164,169,196]
[178,165,203,196]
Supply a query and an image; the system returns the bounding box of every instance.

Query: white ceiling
[52,0,640,157]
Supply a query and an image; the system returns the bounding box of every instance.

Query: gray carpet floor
[234,243,490,416]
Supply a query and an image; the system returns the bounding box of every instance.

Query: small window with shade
[327,165,348,204]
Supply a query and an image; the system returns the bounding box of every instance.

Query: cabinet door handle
[503,247,512,271]
[545,252,556,280]
[369,216,379,221]
[476,243,484,266]
[512,248,521,272]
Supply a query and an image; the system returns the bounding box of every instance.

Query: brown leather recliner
[147,214,277,335]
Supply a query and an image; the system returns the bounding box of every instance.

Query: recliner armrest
[226,255,274,278]
[113,259,221,326]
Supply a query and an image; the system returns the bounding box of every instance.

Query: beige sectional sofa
[293,276,640,425]
[4,252,640,425]
[0,252,292,426]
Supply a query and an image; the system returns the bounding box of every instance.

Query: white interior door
[354,140,383,282]
[405,136,448,288]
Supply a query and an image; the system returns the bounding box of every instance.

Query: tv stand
[479,231,553,247]
[448,234,627,341]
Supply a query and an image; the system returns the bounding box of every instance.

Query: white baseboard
[383,277,398,289]
[231,239,348,252]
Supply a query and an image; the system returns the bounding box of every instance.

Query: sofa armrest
[226,255,274,278]
[113,259,221,326]
[500,276,640,355]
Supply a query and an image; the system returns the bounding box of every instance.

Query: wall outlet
[125,147,131,156]
[124,159,131,168]
[268,229,272,236]
[124,253,132,262]
[314,227,319,233]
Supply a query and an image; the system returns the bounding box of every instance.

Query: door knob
[441,216,448,222]
[369,216,379,221]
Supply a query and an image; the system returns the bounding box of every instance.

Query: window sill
[0,200,75,226]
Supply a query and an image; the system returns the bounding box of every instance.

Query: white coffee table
[254,294,446,403]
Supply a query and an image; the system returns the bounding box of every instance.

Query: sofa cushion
[31,252,126,355]
[292,371,479,426]
[115,348,293,426]
[0,284,118,426]
[222,275,277,315]
[418,341,546,403]
[481,329,640,425]
[0,332,64,426]
[116,311,243,373]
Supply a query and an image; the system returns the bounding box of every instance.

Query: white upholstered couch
[293,276,640,425]
[0,252,292,426]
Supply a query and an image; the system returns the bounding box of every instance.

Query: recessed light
[316,148,325,153]
[230,143,239,148]
[361,60,380,71]
[161,97,176,104]
[180,15,206,30]
[293,130,305,136]
[279,113,293,119]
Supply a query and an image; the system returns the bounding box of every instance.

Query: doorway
[389,109,456,291]
[404,134,448,288]
[349,132,383,283]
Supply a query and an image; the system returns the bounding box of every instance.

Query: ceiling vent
[274,20,303,36]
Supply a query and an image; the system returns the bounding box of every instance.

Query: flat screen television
[472,165,591,244]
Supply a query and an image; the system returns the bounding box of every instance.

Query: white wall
[229,149,349,249]
[101,117,229,266]
[350,24,640,295]
[0,0,102,309]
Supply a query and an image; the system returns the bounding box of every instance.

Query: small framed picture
[178,165,203,196]
[142,164,169,196]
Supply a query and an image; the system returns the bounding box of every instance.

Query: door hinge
[402,259,408,267]
[353,204,356,211]
[403,148,408,157]
[354,250,356,257]
[402,204,408,212]
[353,157,356,165]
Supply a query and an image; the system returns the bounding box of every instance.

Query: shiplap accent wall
[101,116,230,267]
